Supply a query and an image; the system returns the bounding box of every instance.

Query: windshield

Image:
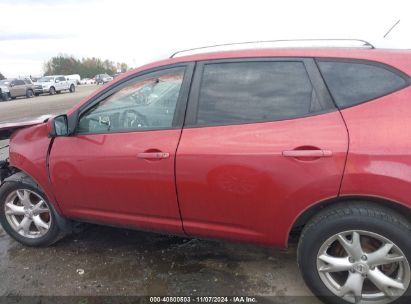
[37,77,54,82]
[0,80,10,85]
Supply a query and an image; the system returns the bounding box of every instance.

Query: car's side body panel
[4,48,411,250]
[339,86,411,209]
[176,111,348,247]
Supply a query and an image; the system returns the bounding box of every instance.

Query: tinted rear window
[318,60,408,108]
[197,61,326,126]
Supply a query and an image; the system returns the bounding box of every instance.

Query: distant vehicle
[34,75,76,95]
[0,78,35,101]
[65,74,81,85]
[79,78,96,85]
[95,74,113,84]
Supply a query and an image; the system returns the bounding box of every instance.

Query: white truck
[34,75,76,95]
[65,74,81,85]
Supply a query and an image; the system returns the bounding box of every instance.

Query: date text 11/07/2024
[149,297,258,303]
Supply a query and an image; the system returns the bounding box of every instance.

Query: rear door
[176,58,348,247]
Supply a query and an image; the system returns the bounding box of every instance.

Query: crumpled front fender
[7,122,62,214]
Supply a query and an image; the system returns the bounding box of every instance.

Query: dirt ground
[0,85,318,303]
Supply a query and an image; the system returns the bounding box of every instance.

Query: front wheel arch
[288,196,411,246]
[3,171,72,233]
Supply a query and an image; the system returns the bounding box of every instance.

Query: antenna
[384,19,401,38]
[170,39,375,58]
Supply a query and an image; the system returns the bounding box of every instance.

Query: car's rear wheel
[0,181,63,247]
[298,203,411,304]
[49,87,56,95]
[69,84,75,93]
[26,89,34,98]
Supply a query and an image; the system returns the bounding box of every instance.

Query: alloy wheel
[317,230,410,303]
[4,189,52,239]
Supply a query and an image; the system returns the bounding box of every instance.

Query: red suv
[1,45,411,304]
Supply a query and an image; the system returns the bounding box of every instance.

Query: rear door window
[195,61,330,126]
[317,60,410,108]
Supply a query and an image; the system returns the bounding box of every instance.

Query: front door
[49,64,193,234]
[176,59,348,246]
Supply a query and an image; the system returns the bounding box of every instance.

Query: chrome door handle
[137,152,170,159]
[282,150,333,157]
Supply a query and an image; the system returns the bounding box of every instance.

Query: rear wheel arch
[288,195,411,246]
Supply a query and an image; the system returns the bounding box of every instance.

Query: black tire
[1,92,9,101]
[26,89,34,98]
[35,93,40,96]
[298,202,411,304]
[0,181,64,247]
[69,84,75,93]
[11,96,16,100]
[49,87,56,95]
[56,91,61,94]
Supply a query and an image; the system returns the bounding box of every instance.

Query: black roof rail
[170,39,375,58]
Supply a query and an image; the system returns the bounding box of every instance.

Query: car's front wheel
[298,203,411,304]
[0,181,63,247]
[69,84,75,93]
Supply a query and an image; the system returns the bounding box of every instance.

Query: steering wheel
[121,110,149,129]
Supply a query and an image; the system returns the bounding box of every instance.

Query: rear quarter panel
[340,86,411,209]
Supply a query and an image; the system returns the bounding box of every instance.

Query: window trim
[184,57,336,128]
[69,62,195,135]
[315,58,411,110]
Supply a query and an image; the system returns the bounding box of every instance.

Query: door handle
[282,150,333,158]
[137,152,170,159]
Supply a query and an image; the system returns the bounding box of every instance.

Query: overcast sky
[0,0,410,78]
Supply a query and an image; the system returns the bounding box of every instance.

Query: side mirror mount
[49,114,69,137]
